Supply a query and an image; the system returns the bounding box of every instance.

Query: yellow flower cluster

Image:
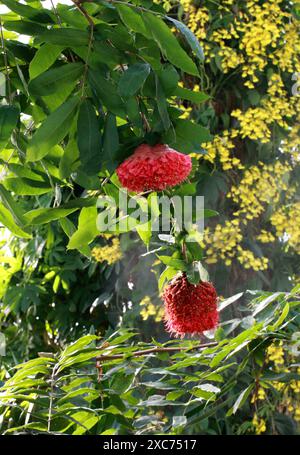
[231,75,294,142]
[270,202,300,254]
[252,414,266,434]
[91,237,122,265]
[228,161,291,221]
[267,342,285,366]
[201,219,269,270]
[201,130,244,171]
[201,219,242,266]
[140,295,164,322]
[181,0,300,89]
[266,342,300,423]
[237,246,269,271]
[251,387,266,403]
[256,230,276,244]
[181,0,209,41]
[177,0,300,272]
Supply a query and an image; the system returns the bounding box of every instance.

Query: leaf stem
[72,0,95,98]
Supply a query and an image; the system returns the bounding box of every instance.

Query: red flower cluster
[162,274,219,337]
[116,143,192,192]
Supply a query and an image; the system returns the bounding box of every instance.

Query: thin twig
[72,0,94,97]
[50,0,62,26]
[96,341,217,364]
[72,0,95,28]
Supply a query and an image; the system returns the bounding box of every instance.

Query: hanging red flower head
[116,143,192,192]
[162,273,219,337]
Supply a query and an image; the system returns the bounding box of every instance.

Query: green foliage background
[0,0,299,435]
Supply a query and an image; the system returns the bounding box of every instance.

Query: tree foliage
[0,0,300,436]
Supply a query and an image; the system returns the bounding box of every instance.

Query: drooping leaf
[3,20,46,36]
[155,75,171,130]
[88,70,126,118]
[116,4,150,38]
[142,12,199,77]
[68,206,99,250]
[174,86,210,104]
[166,16,204,61]
[59,137,80,180]
[0,105,19,150]
[29,63,84,96]
[227,384,254,416]
[77,99,102,175]
[0,204,31,238]
[24,207,79,225]
[3,177,52,196]
[164,119,211,154]
[1,0,53,24]
[29,44,65,80]
[103,113,119,164]
[118,63,151,98]
[27,96,80,162]
[37,28,90,46]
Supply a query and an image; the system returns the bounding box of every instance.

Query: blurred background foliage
[0,0,299,435]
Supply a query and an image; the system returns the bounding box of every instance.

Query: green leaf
[192,383,220,400]
[166,16,204,61]
[118,63,150,98]
[29,44,65,80]
[77,99,102,175]
[116,4,150,38]
[88,70,126,118]
[24,207,79,225]
[0,204,31,238]
[158,266,177,291]
[271,302,290,330]
[227,384,254,416]
[0,183,27,226]
[166,390,184,401]
[29,63,84,96]
[103,113,119,164]
[203,209,219,218]
[218,292,244,312]
[110,373,135,394]
[3,20,46,36]
[252,292,283,317]
[0,105,19,150]
[59,137,80,180]
[27,96,80,162]
[136,221,152,246]
[158,255,187,270]
[155,75,171,130]
[1,0,53,24]
[174,86,210,104]
[142,13,199,77]
[165,119,211,154]
[3,177,52,196]
[68,206,99,250]
[60,335,98,359]
[37,29,90,46]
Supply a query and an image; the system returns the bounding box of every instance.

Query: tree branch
[96,341,218,365]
